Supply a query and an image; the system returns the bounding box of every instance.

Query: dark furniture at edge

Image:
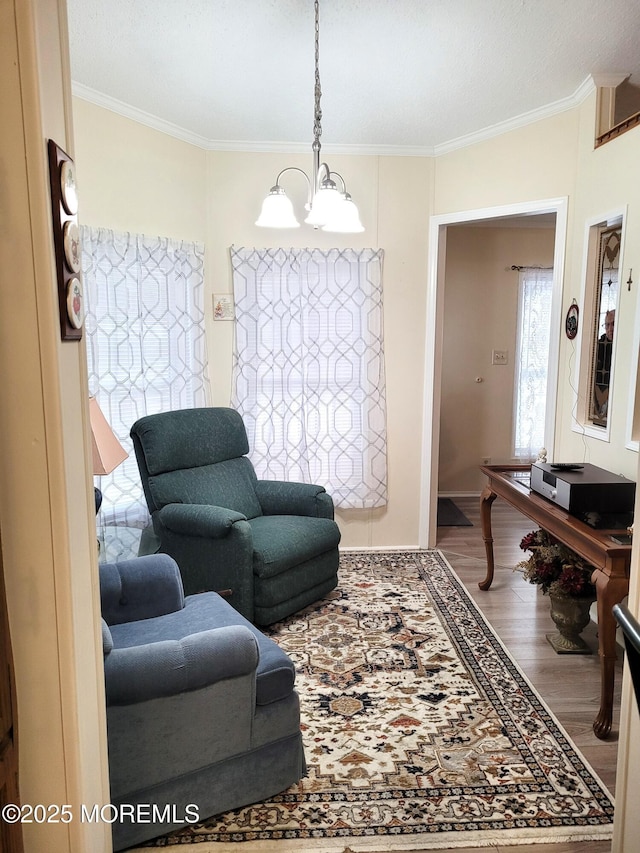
[0,530,23,853]
[612,603,640,715]
[479,463,632,740]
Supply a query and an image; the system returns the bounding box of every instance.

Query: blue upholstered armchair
[130,407,341,625]
[100,553,306,851]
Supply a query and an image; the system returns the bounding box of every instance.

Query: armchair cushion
[250,515,342,579]
[101,619,113,656]
[107,590,295,707]
[104,625,259,705]
[100,554,184,625]
[255,480,333,517]
[158,503,247,538]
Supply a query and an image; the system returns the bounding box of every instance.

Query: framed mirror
[573,210,625,441]
[589,226,621,428]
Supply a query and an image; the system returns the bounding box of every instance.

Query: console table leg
[479,486,497,591]
[592,568,627,739]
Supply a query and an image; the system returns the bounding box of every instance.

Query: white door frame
[418,197,569,548]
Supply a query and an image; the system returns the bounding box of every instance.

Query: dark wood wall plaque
[47,139,83,341]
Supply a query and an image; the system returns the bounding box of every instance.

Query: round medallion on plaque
[63,220,81,273]
[66,276,84,330]
[60,159,78,215]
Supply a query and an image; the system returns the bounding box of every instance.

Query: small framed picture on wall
[213,294,234,320]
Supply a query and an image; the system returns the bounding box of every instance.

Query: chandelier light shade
[255,0,364,233]
[255,187,300,229]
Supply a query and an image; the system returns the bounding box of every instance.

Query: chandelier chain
[313,0,322,145]
[255,0,363,231]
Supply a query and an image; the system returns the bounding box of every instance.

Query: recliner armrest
[100,554,185,626]
[255,480,335,519]
[158,503,247,538]
[104,625,259,706]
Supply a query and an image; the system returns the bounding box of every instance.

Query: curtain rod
[511,264,553,271]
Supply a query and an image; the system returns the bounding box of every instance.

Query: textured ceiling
[66,0,640,153]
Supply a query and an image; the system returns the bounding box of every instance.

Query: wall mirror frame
[573,207,626,442]
[625,268,640,452]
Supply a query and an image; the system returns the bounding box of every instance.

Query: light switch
[492,349,508,365]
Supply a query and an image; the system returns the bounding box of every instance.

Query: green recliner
[130,407,341,625]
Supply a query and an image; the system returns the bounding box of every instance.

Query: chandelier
[255,0,364,233]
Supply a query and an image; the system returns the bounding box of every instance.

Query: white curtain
[513,268,553,460]
[231,247,387,509]
[82,226,209,526]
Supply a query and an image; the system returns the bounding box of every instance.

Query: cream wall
[553,93,640,480]
[73,105,434,548]
[439,226,556,493]
[433,110,580,214]
[73,99,208,242]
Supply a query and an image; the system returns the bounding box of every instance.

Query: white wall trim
[72,76,596,158]
[419,197,569,549]
[434,77,595,156]
[438,491,482,499]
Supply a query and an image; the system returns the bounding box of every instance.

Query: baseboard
[339,545,425,553]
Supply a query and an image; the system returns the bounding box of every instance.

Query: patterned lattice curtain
[82,226,209,526]
[513,268,553,460]
[231,246,387,509]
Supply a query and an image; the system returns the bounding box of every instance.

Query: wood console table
[479,464,632,739]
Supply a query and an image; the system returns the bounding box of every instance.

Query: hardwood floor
[434,495,621,853]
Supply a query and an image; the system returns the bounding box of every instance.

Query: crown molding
[73,76,599,159]
[590,72,629,89]
[71,82,214,149]
[434,76,596,156]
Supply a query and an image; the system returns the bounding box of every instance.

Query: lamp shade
[89,397,128,475]
[255,188,300,228]
[304,182,344,227]
[322,196,365,233]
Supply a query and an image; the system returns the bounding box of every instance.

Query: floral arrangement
[517,529,596,598]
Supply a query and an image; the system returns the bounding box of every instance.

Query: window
[513,268,554,459]
[83,227,209,526]
[230,247,387,509]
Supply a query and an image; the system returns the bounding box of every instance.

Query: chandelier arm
[275,166,313,208]
[328,171,347,193]
[317,161,333,187]
[256,0,363,232]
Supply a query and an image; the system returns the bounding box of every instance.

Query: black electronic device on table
[530,462,635,528]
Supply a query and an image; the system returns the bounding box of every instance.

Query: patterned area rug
[139,550,614,851]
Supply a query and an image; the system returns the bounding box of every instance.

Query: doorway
[419,198,569,548]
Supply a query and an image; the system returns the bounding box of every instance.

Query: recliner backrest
[131,407,263,518]
[149,458,262,518]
